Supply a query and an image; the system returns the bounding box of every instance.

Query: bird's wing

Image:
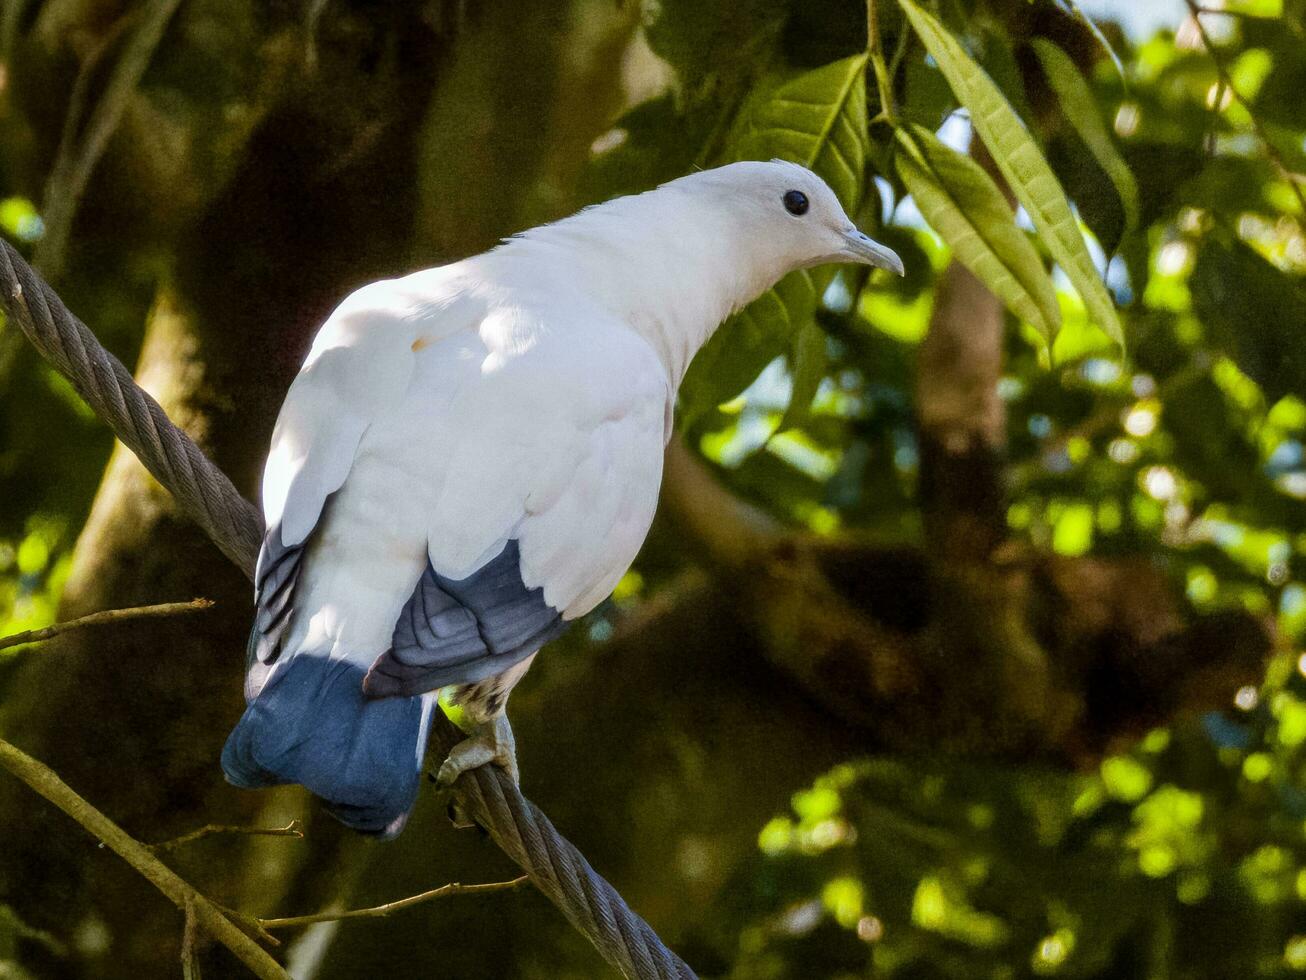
[363,308,670,698]
[247,272,476,682]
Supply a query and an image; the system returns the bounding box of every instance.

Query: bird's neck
[493,190,788,387]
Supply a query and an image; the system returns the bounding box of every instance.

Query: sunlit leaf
[1223,0,1283,15]
[895,123,1061,345]
[731,53,870,206]
[1032,38,1140,248]
[899,0,1126,349]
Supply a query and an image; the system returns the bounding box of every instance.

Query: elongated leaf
[732,53,870,207]
[778,321,829,432]
[895,124,1061,345]
[682,54,871,423]
[1032,38,1139,245]
[899,0,1125,350]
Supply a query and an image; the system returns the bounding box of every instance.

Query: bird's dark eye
[783,190,809,216]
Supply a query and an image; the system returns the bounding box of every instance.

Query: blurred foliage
[712,670,1306,979]
[2,0,1306,977]
[578,0,1306,975]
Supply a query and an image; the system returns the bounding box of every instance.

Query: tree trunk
[0,5,447,972]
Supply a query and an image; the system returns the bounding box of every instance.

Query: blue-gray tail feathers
[221,654,428,837]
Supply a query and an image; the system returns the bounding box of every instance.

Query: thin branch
[0,598,214,651]
[0,738,289,980]
[46,12,138,226]
[0,903,68,958]
[212,904,282,949]
[887,6,912,82]
[181,893,202,980]
[661,438,783,570]
[150,819,303,854]
[34,0,184,280]
[866,0,899,126]
[1183,0,1306,221]
[258,876,530,930]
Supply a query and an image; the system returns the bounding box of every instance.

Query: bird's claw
[434,713,519,788]
[436,714,518,831]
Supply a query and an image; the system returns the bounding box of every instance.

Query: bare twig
[150,819,303,854]
[0,738,289,980]
[866,0,898,126]
[0,0,30,70]
[212,904,282,949]
[181,893,202,980]
[1183,0,1306,221]
[0,903,68,958]
[258,876,529,930]
[887,7,911,82]
[34,0,184,280]
[0,598,213,651]
[46,13,138,229]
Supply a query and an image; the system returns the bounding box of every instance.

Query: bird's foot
[436,713,517,830]
[436,712,519,787]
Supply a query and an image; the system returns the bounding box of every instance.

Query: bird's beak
[841,229,905,276]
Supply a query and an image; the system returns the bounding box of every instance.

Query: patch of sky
[892,428,919,472]
[1076,0,1187,40]
[937,112,972,152]
[892,193,928,233]
[1203,711,1253,749]
[823,272,854,314]
[1107,255,1134,305]
[873,176,896,227]
[1080,358,1122,386]
[1267,439,1303,474]
[1028,413,1053,438]
[997,376,1025,401]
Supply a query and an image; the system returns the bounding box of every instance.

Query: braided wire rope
[0,235,697,980]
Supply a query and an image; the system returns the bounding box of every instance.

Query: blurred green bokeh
[2,1,1305,977]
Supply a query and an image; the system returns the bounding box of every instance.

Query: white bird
[221,160,904,836]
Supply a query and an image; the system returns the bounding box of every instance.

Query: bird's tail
[221,650,435,837]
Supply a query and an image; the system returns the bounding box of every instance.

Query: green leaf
[1032,38,1140,246]
[730,53,870,205]
[778,321,829,432]
[1060,0,1128,86]
[681,266,821,425]
[1191,237,1306,403]
[895,124,1060,345]
[681,54,871,423]
[898,0,1125,350]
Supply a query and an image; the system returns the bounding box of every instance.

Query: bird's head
[667,160,904,279]
[495,160,904,383]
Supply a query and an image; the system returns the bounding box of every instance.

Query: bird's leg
[436,711,518,786]
[436,711,517,830]
[435,664,534,827]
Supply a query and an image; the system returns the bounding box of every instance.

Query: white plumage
[222,160,903,835]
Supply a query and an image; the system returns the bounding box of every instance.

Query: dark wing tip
[361,662,401,699]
